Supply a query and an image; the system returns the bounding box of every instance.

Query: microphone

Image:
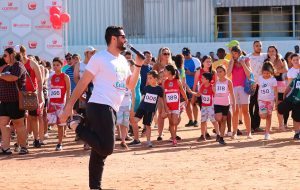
[125,43,145,60]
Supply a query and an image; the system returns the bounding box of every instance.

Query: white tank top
[79,62,87,78]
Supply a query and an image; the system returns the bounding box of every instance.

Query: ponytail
[175,69,180,79]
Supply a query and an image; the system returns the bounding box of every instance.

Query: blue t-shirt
[140,64,152,94]
[138,85,163,113]
[64,66,76,93]
[184,58,200,88]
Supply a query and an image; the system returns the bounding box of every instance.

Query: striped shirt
[64,66,76,93]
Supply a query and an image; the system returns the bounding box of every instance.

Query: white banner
[0,0,65,62]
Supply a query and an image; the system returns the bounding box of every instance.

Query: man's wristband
[134,64,142,68]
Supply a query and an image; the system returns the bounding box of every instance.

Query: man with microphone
[59,25,144,190]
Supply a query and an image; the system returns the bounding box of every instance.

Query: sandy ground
[0,112,300,190]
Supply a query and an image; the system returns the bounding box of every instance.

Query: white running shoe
[227,132,232,137]
[264,133,271,140]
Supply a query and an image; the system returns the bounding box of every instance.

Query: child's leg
[220,116,227,137]
[232,105,240,135]
[241,104,251,135]
[120,125,128,143]
[172,113,181,139]
[212,121,220,135]
[201,122,207,137]
[145,125,151,142]
[131,118,141,140]
[227,110,232,132]
[265,114,272,134]
[57,126,63,145]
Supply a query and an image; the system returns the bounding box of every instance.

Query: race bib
[296,81,300,89]
[202,95,211,104]
[50,89,61,99]
[166,93,179,103]
[260,86,271,95]
[216,84,227,94]
[144,93,158,104]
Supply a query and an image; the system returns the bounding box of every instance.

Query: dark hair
[290,53,299,60]
[201,55,213,73]
[45,61,52,69]
[267,45,279,60]
[5,47,22,62]
[253,40,261,45]
[124,50,132,56]
[174,54,184,70]
[216,65,226,73]
[0,57,6,67]
[105,26,124,45]
[52,57,63,65]
[65,52,72,58]
[165,64,179,79]
[202,72,213,82]
[217,48,225,54]
[143,51,151,56]
[284,51,294,63]
[231,46,242,54]
[147,70,159,79]
[72,54,80,59]
[262,61,275,75]
[151,57,156,63]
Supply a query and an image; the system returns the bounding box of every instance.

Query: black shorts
[28,109,42,116]
[0,101,25,120]
[135,108,155,126]
[214,105,230,116]
[186,91,193,100]
[278,93,284,101]
[278,99,300,122]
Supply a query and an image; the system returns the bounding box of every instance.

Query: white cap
[15,45,21,53]
[84,46,96,53]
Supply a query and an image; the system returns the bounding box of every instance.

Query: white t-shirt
[247,53,267,83]
[85,50,132,112]
[257,76,277,101]
[287,67,300,80]
[79,61,87,78]
[120,88,132,107]
[191,57,201,69]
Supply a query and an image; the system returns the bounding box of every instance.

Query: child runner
[163,65,188,146]
[47,57,70,151]
[257,61,278,140]
[128,70,164,147]
[213,65,236,145]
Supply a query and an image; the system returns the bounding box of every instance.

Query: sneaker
[218,137,226,145]
[172,139,177,146]
[44,133,49,139]
[19,147,29,155]
[176,135,182,141]
[239,120,243,125]
[253,128,264,133]
[227,132,232,137]
[147,141,153,148]
[33,139,41,148]
[193,120,199,127]
[293,133,300,140]
[125,136,133,141]
[1,148,12,155]
[197,135,206,142]
[247,134,253,139]
[128,139,141,146]
[120,142,129,149]
[153,125,158,128]
[83,143,90,150]
[157,136,163,141]
[216,135,220,142]
[185,120,194,127]
[237,129,243,136]
[55,144,63,151]
[205,133,211,140]
[264,133,271,140]
[14,143,20,152]
[231,134,238,140]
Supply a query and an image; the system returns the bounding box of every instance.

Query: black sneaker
[19,147,29,155]
[185,120,194,127]
[55,144,63,151]
[197,135,206,142]
[176,136,182,141]
[33,139,41,148]
[218,137,226,145]
[216,135,220,142]
[205,133,211,140]
[293,133,300,140]
[128,139,141,146]
[237,129,243,136]
[193,120,199,127]
[157,136,163,141]
[1,148,12,155]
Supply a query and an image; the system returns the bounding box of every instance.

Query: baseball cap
[182,47,191,56]
[226,40,240,48]
[84,46,96,53]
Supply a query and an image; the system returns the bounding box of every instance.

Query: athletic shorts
[0,101,25,120]
[170,110,180,115]
[278,99,300,122]
[214,105,230,116]
[201,106,216,122]
[278,93,284,101]
[258,100,274,115]
[47,103,65,126]
[135,108,155,126]
[234,86,250,105]
[116,106,130,128]
[28,109,42,116]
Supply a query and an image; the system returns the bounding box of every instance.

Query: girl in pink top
[227,46,252,139]
[213,65,235,145]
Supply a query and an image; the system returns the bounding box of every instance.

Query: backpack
[244,73,256,96]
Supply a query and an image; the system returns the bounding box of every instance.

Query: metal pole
[229,7,232,39]
[64,0,68,54]
[293,5,295,38]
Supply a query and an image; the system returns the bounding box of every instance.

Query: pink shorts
[258,100,274,115]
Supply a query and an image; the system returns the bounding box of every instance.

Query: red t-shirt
[164,78,180,110]
[24,59,37,92]
[49,73,67,104]
[200,84,214,107]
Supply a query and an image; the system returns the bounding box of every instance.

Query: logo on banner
[28,2,37,10]
[28,41,38,49]
[34,19,51,30]
[3,40,15,49]
[2,1,18,11]
[12,15,31,37]
[47,39,63,48]
[0,21,8,31]
[44,0,62,11]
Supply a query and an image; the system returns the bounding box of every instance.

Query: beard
[117,40,126,52]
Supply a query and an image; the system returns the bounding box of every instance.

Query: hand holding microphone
[125,42,145,60]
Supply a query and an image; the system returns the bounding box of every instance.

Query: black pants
[76,103,116,190]
[249,87,260,130]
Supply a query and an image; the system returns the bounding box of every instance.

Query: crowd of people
[1,39,300,155]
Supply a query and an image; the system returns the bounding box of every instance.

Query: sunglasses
[163,53,170,56]
[66,57,71,61]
